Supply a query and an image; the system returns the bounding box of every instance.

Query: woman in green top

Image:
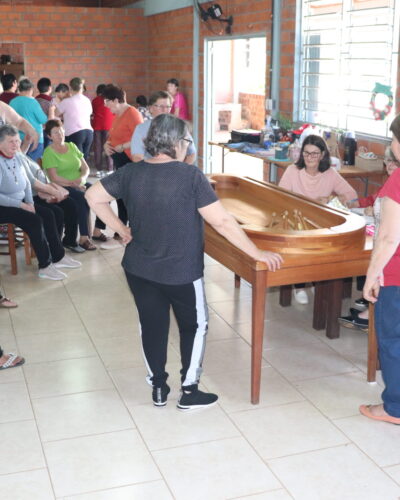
[42,120,106,250]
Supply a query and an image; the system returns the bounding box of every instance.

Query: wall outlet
[265,98,273,110]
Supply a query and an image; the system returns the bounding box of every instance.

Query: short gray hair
[0,124,19,143]
[18,78,34,92]
[144,114,188,159]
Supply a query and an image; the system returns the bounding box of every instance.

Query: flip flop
[359,405,400,425]
[0,297,18,309]
[0,353,25,370]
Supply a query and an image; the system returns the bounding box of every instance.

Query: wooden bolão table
[205,175,372,404]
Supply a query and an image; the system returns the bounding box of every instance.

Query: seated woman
[0,124,81,279]
[20,154,83,253]
[279,134,357,304]
[42,119,107,250]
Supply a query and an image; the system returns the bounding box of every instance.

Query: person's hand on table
[256,250,283,271]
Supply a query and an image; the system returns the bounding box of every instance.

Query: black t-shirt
[101,160,218,285]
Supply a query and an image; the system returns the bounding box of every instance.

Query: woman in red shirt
[361,114,400,425]
[92,84,114,177]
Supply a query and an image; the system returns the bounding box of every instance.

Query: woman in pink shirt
[279,135,357,203]
[279,134,357,304]
[167,78,189,121]
[56,77,93,161]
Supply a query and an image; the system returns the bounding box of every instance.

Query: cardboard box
[355,156,384,172]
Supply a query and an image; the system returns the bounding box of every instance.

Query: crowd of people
[1,71,400,422]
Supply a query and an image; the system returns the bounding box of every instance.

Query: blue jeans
[27,142,44,161]
[375,286,400,417]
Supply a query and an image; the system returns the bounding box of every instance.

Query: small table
[208,141,385,196]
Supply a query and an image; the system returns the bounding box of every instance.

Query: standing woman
[103,84,143,228]
[361,115,400,425]
[56,77,93,161]
[92,84,114,177]
[166,78,189,120]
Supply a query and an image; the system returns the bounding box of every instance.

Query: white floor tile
[24,357,113,398]
[129,402,239,450]
[0,469,54,500]
[263,341,358,381]
[44,429,161,497]
[153,437,281,500]
[335,414,400,467]
[384,464,400,486]
[203,338,263,374]
[269,444,400,499]
[0,420,45,474]
[33,389,134,442]
[295,371,382,419]
[234,490,293,500]
[62,481,173,499]
[202,366,304,413]
[0,381,33,423]
[231,401,348,459]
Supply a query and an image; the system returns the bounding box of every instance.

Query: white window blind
[299,0,399,137]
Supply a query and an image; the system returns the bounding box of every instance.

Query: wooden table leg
[325,278,343,339]
[279,285,292,307]
[313,281,328,330]
[251,270,267,404]
[367,302,378,382]
[234,273,241,288]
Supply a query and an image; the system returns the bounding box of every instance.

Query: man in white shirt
[131,91,196,164]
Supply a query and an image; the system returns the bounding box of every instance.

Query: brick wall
[0,5,148,101]
[238,92,265,130]
[0,0,99,5]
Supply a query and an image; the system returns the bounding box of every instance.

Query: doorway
[0,43,25,83]
[204,35,267,176]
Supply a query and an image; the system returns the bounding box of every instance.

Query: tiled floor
[1,237,400,499]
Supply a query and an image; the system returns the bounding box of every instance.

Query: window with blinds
[298,0,399,137]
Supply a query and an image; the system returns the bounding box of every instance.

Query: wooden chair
[367,302,380,382]
[0,224,32,275]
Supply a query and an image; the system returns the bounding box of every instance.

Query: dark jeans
[34,196,79,247]
[125,272,208,388]
[65,129,93,161]
[27,143,44,161]
[111,151,131,225]
[375,286,400,417]
[0,206,52,269]
[94,130,113,172]
[65,186,105,235]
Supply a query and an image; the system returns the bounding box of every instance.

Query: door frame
[203,32,267,174]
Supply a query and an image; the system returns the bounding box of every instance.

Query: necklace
[0,156,19,184]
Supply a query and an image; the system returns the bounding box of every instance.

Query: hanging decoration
[370,83,393,121]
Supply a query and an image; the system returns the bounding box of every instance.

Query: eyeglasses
[182,138,193,146]
[152,104,172,110]
[303,151,322,158]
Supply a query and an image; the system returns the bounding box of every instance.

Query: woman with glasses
[102,84,143,231]
[279,134,357,304]
[131,91,196,165]
[86,114,282,411]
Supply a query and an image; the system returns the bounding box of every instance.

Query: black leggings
[125,272,208,388]
[64,187,105,236]
[0,205,63,269]
[65,129,93,161]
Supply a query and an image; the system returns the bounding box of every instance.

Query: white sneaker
[294,288,309,304]
[100,239,123,250]
[38,264,67,281]
[54,255,82,269]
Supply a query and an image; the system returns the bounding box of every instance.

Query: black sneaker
[354,297,369,311]
[338,310,368,331]
[152,384,170,407]
[177,385,218,411]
